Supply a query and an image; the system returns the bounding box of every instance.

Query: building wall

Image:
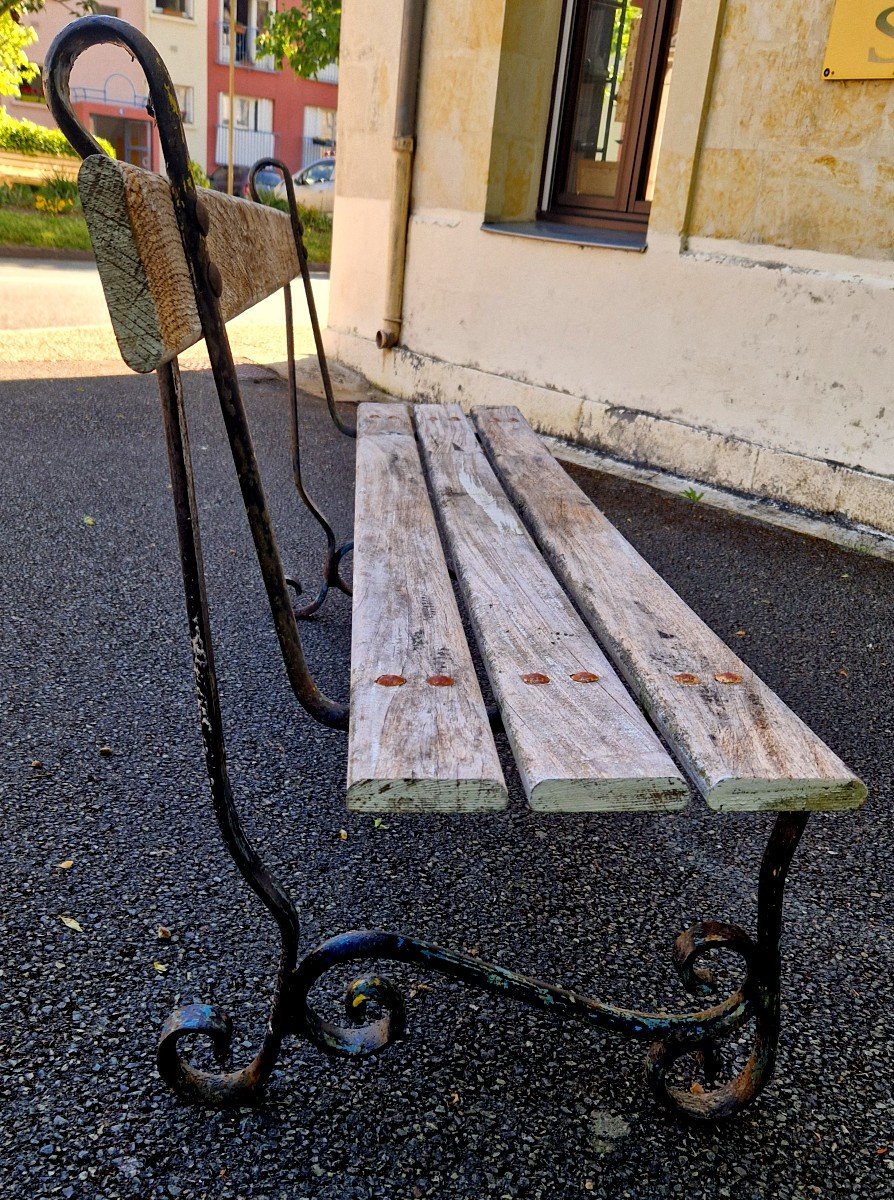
[8,0,150,133]
[687,2,894,259]
[145,0,208,169]
[328,0,894,535]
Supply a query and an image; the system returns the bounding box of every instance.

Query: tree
[255,1,340,80]
[0,10,38,97]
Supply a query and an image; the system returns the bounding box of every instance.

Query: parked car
[273,158,335,213]
[209,165,283,199]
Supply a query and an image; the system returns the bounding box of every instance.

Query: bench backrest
[78,154,300,373]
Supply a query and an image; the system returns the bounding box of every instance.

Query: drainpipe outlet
[376,322,401,350]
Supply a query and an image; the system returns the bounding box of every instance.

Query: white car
[275,158,335,213]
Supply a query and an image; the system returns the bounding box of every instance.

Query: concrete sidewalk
[1,359,892,1199]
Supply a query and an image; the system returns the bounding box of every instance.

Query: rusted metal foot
[646,813,809,1121]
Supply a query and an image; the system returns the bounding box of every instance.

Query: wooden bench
[46,14,866,1126]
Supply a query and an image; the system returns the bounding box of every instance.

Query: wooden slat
[473,405,868,813]
[78,154,300,374]
[414,404,688,813]
[347,403,507,812]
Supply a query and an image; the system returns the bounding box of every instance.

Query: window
[17,71,45,104]
[175,85,194,125]
[153,0,193,18]
[542,0,680,231]
[95,5,120,15]
[218,93,273,133]
[303,161,334,183]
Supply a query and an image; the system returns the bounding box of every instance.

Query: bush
[0,181,34,207]
[189,159,209,188]
[39,173,80,208]
[0,106,115,159]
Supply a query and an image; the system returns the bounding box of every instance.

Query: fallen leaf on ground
[152,961,168,973]
[734,630,747,638]
[57,860,74,870]
[83,516,95,527]
[339,829,348,841]
[157,926,171,940]
[60,916,83,932]
[98,746,113,757]
[31,759,42,769]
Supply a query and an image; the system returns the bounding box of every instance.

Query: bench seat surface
[414,405,688,813]
[347,404,507,812]
[473,405,867,813]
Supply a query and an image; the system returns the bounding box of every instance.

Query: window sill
[480,220,646,253]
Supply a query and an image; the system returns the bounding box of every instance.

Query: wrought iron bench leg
[248,159,355,622]
[46,16,811,1123]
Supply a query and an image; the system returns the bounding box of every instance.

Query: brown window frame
[540,0,678,233]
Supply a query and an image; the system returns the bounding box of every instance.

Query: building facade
[7,0,161,167]
[205,0,338,182]
[328,0,894,535]
[10,0,336,179]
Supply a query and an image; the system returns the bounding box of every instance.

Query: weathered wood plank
[78,154,299,373]
[473,405,867,813]
[347,403,507,812]
[414,404,688,813]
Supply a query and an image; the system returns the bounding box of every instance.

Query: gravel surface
[2,363,892,1200]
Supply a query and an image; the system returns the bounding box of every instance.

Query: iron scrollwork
[46,15,811,1124]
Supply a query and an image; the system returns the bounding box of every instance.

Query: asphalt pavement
[1,359,892,1199]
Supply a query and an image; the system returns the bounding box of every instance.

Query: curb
[0,244,94,262]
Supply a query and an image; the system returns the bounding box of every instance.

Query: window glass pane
[643,3,679,201]
[563,0,644,200]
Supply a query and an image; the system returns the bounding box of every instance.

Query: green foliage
[0,205,91,250]
[255,1,340,80]
[39,172,80,205]
[0,106,108,158]
[189,158,209,188]
[257,192,332,263]
[0,180,33,206]
[681,487,705,503]
[0,106,115,158]
[0,11,38,98]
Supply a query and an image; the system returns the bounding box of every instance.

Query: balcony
[70,78,150,110]
[214,124,277,169]
[217,22,275,72]
[313,63,339,85]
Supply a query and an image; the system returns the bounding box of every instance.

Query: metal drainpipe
[375,0,425,350]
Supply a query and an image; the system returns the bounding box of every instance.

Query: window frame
[539,0,678,233]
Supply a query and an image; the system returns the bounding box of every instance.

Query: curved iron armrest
[45,15,813,1126]
[45,15,348,729]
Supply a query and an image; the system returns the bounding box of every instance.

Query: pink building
[8,0,336,180]
[8,0,158,169]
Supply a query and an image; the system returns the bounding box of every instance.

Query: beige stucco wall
[688,1,894,259]
[145,1,209,170]
[329,0,894,533]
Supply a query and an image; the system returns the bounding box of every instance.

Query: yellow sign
[824,0,894,78]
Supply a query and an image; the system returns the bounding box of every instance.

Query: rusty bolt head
[426,675,455,687]
[521,672,550,685]
[207,261,223,297]
[672,673,701,686]
[570,671,600,683]
[714,672,743,685]
[376,674,406,687]
[194,198,210,236]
